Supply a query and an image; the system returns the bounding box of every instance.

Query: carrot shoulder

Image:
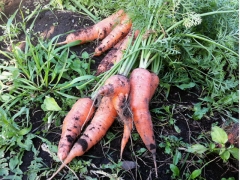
[57,98,95,161]
[57,9,125,45]
[129,68,158,177]
[49,96,117,179]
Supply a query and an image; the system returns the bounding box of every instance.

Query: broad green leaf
[177,82,195,90]
[170,164,179,177]
[187,144,208,154]
[190,169,202,179]
[41,96,62,111]
[228,148,239,160]
[220,150,230,162]
[211,126,228,145]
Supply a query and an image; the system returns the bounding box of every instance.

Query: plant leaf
[211,126,228,145]
[220,150,230,162]
[187,144,208,154]
[228,148,239,160]
[170,164,179,177]
[41,96,62,111]
[173,150,181,165]
[192,102,209,120]
[190,169,202,179]
[177,82,196,90]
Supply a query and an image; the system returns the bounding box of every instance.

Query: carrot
[111,30,139,64]
[120,114,132,159]
[95,38,124,76]
[97,74,130,99]
[49,96,117,180]
[57,98,95,161]
[150,72,160,99]
[96,29,139,75]
[97,74,130,121]
[56,9,125,45]
[129,68,158,177]
[94,13,132,56]
[227,123,239,146]
[120,71,159,158]
[96,74,132,159]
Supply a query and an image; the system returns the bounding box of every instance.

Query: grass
[0,0,239,179]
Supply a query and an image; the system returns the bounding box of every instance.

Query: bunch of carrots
[49,9,160,179]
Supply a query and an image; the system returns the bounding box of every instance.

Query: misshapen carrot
[49,97,117,179]
[97,74,130,122]
[97,74,132,159]
[129,68,158,177]
[57,9,125,45]
[57,98,95,161]
[94,13,132,56]
[120,71,159,158]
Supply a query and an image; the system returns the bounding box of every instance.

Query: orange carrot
[95,38,124,76]
[227,123,239,146]
[57,9,125,45]
[57,98,95,161]
[120,115,132,159]
[94,13,132,56]
[120,71,159,158]
[129,68,158,177]
[49,97,117,179]
[97,74,130,99]
[150,72,160,99]
[96,29,139,75]
[97,75,130,122]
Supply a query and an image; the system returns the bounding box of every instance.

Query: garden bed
[0,0,239,180]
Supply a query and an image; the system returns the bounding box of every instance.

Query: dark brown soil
[1,1,239,180]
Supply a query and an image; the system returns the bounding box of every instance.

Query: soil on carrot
[1,1,239,180]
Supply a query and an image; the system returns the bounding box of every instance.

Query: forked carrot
[57,98,95,161]
[129,68,158,177]
[48,97,117,179]
[56,9,125,45]
[120,71,159,158]
[97,74,130,122]
[94,13,132,56]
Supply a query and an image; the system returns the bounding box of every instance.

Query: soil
[1,0,239,180]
